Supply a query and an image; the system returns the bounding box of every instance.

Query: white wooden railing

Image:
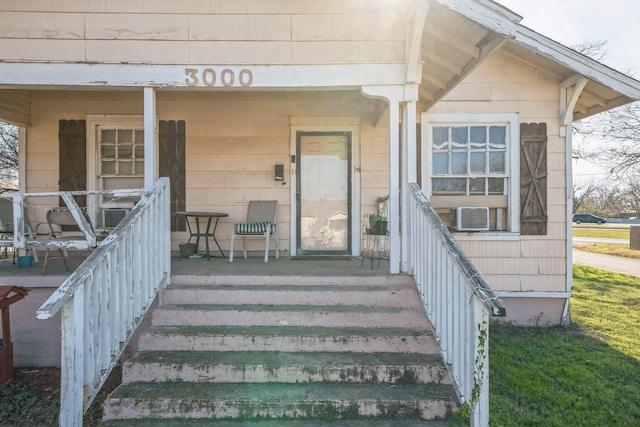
[407,183,506,427]
[35,178,171,427]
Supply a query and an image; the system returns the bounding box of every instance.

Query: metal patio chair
[42,207,96,274]
[229,200,279,263]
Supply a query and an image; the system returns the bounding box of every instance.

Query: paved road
[572,236,640,277]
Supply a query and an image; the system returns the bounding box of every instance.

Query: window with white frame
[99,128,144,178]
[422,113,519,233]
[87,115,145,228]
[431,124,507,196]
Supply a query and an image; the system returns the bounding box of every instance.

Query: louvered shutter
[159,120,186,232]
[520,123,548,235]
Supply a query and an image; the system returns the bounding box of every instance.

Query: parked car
[572,213,607,224]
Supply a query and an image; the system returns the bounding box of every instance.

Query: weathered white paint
[0,63,407,89]
[3,188,146,252]
[408,182,505,427]
[434,0,520,39]
[35,178,171,427]
[494,291,572,298]
[401,100,417,273]
[559,75,588,137]
[144,87,157,190]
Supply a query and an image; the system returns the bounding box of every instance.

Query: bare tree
[573,180,600,213]
[0,122,19,183]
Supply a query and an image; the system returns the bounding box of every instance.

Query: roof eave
[513,25,640,101]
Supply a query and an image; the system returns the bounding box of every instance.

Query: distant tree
[570,40,640,217]
[0,123,19,183]
[573,180,599,213]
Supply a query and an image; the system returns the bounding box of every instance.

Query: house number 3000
[184,68,253,87]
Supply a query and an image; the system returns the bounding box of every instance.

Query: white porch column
[401,100,418,273]
[361,85,417,274]
[388,100,401,274]
[144,87,157,190]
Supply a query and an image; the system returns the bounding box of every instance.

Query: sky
[498,0,640,76]
[498,0,640,182]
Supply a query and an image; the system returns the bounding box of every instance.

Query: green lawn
[572,226,630,239]
[489,266,640,426]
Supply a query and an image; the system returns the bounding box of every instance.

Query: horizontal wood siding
[0,1,406,64]
[25,89,387,253]
[431,51,568,298]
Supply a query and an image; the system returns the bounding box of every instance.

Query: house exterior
[1,0,640,360]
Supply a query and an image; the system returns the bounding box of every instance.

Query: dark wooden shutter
[58,120,86,207]
[520,123,547,235]
[159,120,186,232]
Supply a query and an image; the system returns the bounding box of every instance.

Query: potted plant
[368,215,388,235]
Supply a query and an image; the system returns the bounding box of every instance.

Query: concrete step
[170,274,416,287]
[102,382,459,422]
[121,351,452,385]
[152,304,427,328]
[163,283,422,307]
[101,419,452,426]
[138,325,441,354]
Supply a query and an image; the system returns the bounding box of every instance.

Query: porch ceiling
[0,89,30,126]
[418,3,505,112]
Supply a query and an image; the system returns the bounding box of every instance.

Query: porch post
[143,87,157,190]
[361,85,417,275]
[401,100,417,273]
[388,100,401,274]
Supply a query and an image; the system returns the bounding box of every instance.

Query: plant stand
[361,226,389,269]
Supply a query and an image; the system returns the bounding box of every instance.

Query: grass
[572,224,640,259]
[490,265,640,426]
[572,226,630,239]
[573,243,640,259]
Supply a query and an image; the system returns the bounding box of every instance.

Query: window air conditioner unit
[102,208,130,228]
[452,207,489,231]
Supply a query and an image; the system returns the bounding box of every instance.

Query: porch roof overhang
[417,0,640,120]
[2,0,640,127]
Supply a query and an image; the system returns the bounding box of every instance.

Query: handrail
[36,178,171,426]
[407,182,505,426]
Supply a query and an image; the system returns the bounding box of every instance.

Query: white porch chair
[42,207,96,274]
[229,200,279,263]
[0,198,40,263]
